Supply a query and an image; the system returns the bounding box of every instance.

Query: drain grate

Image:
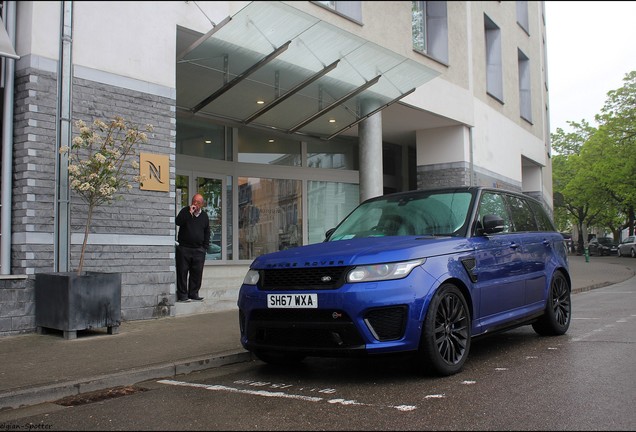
[55,385,148,407]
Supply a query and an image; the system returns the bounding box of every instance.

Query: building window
[313,1,362,22]
[238,177,302,260]
[237,128,301,166]
[518,49,532,123]
[176,114,228,160]
[412,1,448,64]
[484,14,503,103]
[197,177,224,260]
[176,175,189,210]
[516,0,529,35]
[307,140,358,170]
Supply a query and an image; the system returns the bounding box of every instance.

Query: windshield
[598,238,614,245]
[329,191,474,240]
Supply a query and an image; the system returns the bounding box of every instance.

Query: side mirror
[324,228,336,241]
[482,214,505,234]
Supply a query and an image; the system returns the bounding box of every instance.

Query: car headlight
[243,269,260,285]
[347,259,425,283]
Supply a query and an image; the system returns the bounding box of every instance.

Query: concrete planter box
[35,272,121,340]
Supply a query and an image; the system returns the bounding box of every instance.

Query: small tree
[60,116,153,274]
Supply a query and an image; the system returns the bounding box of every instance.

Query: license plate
[267,294,318,308]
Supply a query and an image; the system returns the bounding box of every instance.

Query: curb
[0,350,253,411]
[572,282,618,295]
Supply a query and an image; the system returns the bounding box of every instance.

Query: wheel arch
[430,277,474,323]
[554,266,572,292]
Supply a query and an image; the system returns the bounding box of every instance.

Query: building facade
[0,1,553,336]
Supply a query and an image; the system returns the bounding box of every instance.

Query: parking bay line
[157,379,418,412]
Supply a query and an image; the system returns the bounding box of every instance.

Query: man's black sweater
[176,206,211,249]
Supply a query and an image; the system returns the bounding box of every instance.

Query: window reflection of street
[238,178,301,260]
[198,177,223,260]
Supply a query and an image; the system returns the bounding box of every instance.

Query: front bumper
[237,267,437,356]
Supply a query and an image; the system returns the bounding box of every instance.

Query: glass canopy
[0,19,18,60]
[177,1,438,140]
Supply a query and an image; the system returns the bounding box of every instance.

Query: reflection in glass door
[175,175,189,243]
[197,177,223,260]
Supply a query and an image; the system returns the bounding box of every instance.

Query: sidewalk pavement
[1,254,634,411]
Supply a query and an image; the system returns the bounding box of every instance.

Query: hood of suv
[251,236,472,269]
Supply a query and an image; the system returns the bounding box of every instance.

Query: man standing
[175,193,210,302]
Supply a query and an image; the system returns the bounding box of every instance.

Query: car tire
[631,248,636,258]
[618,248,622,257]
[415,283,471,376]
[253,350,306,366]
[532,271,571,336]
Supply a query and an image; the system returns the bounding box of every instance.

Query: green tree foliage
[552,121,611,252]
[551,71,636,246]
[595,71,636,235]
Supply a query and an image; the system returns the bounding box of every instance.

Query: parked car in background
[588,237,618,256]
[617,236,636,258]
[238,187,571,377]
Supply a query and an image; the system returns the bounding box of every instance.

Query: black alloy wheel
[532,271,571,336]
[416,283,471,376]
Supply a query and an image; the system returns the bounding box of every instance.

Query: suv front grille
[258,266,351,291]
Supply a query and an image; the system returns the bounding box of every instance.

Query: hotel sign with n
[139,153,170,192]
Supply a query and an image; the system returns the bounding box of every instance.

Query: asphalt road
[2,256,635,431]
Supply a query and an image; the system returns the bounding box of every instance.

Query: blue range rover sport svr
[237,187,571,376]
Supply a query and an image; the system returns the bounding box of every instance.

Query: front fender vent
[461,258,477,282]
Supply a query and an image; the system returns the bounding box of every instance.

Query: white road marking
[392,405,418,411]
[158,379,418,411]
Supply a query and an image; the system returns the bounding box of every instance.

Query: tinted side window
[477,192,511,233]
[505,195,537,232]
[527,199,555,231]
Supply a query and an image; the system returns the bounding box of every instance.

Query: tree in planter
[60,116,154,274]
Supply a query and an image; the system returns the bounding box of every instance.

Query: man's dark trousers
[176,245,206,300]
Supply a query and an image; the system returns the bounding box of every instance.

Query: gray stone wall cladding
[417,165,472,189]
[416,165,552,218]
[1,67,176,336]
[416,164,521,193]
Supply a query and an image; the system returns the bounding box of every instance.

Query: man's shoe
[189,296,204,301]
[177,298,191,303]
